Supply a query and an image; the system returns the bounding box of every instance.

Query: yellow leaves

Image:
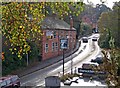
[16,3,22,8]
[30,7,32,10]
[2,52,5,61]
[38,30,41,33]
[76,13,78,16]
[55,2,58,5]
[14,48,16,51]
[34,18,36,20]
[12,52,14,54]
[19,26,23,29]
[18,54,21,58]
[53,11,55,13]
[25,14,27,17]
[2,2,84,59]
[34,29,37,32]
[24,44,27,48]
[19,49,22,53]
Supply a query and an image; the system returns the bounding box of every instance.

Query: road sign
[60,39,68,49]
[78,68,107,75]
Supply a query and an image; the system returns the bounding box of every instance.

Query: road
[20,34,101,87]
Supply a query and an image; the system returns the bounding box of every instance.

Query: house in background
[82,15,97,28]
[82,15,92,26]
[40,16,76,60]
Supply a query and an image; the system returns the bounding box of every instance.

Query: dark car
[91,57,103,64]
[0,75,20,88]
[82,63,98,70]
[92,37,97,41]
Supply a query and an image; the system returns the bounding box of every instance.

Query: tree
[1,2,84,59]
[98,2,120,86]
[80,22,91,36]
[98,1,120,48]
[101,47,120,87]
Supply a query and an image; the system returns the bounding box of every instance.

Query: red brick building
[40,16,76,60]
[82,15,97,28]
[82,15,92,26]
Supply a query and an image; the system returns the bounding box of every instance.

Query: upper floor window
[52,42,55,51]
[45,43,48,53]
[46,30,53,39]
[53,31,56,38]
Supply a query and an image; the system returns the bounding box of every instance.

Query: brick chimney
[70,16,73,29]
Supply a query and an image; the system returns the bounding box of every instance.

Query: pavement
[18,39,81,78]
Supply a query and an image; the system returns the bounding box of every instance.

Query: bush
[60,73,80,82]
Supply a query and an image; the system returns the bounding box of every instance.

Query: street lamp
[70,36,73,75]
[27,52,29,66]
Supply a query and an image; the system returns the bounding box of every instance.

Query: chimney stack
[70,16,73,29]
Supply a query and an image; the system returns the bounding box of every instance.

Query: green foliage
[98,1,120,48]
[101,49,120,86]
[60,73,80,82]
[80,22,91,36]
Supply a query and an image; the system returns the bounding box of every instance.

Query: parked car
[91,57,103,64]
[0,75,20,88]
[82,63,98,70]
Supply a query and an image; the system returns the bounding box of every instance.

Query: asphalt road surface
[20,34,101,87]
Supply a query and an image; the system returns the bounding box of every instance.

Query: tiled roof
[41,17,76,30]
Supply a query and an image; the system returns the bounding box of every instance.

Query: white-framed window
[52,42,55,51]
[53,31,56,38]
[45,43,48,53]
[55,42,58,51]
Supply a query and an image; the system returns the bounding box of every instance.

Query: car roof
[0,77,7,80]
[83,62,99,66]
[82,37,88,39]
[0,75,19,81]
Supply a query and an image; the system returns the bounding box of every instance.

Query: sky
[83,0,120,9]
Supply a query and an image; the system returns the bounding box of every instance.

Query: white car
[82,37,88,43]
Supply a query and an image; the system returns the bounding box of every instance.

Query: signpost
[60,39,68,49]
[60,39,68,76]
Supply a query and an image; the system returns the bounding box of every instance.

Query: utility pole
[71,57,73,74]
[71,36,73,75]
[27,52,29,66]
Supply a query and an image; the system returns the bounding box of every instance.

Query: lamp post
[69,15,73,74]
[27,52,29,66]
[63,48,65,76]
[71,36,73,75]
[71,53,73,74]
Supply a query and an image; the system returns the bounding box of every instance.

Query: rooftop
[41,16,76,30]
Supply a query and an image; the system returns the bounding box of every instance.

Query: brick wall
[42,29,76,60]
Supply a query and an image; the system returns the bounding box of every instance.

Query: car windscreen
[0,81,7,87]
[11,76,19,82]
[5,79,11,85]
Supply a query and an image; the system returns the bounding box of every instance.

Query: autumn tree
[2,2,84,59]
[98,1,120,86]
